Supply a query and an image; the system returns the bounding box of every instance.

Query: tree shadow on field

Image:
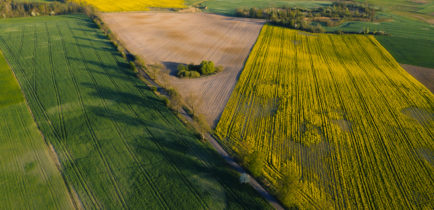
[162,61,184,76]
[73,36,110,45]
[126,118,272,209]
[81,82,162,110]
[67,56,128,73]
[81,81,271,209]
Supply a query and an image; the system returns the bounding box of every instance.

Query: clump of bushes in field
[177,61,223,78]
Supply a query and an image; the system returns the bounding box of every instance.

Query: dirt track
[101,12,264,126]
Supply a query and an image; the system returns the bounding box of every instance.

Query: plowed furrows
[44,23,67,142]
[14,107,61,209]
[340,36,411,208]
[53,23,104,209]
[84,29,209,209]
[66,22,128,209]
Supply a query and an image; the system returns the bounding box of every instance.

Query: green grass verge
[0,15,272,209]
[0,50,75,209]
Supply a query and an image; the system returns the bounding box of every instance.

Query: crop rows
[216,25,434,209]
[0,15,271,209]
[0,50,75,209]
[72,0,185,12]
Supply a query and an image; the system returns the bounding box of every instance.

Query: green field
[356,0,434,18]
[0,15,271,209]
[186,0,331,14]
[186,0,434,68]
[326,12,434,68]
[0,51,75,209]
[216,25,434,209]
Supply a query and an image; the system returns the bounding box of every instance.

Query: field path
[101,12,265,127]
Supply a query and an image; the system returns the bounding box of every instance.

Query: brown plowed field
[101,12,265,126]
[401,64,434,93]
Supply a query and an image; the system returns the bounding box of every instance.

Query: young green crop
[0,15,271,209]
[0,51,75,209]
[216,25,434,209]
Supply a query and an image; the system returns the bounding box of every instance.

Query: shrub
[246,151,265,177]
[189,71,200,78]
[177,61,218,78]
[129,61,137,73]
[199,60,215,75]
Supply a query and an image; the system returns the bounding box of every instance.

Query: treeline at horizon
[235,0,384,34]
[0,0,84,18]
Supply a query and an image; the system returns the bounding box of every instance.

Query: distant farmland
[0,51,75,209]
[186,0,331,15]
[216,25,434,208]
[72,0,185,12]
[0,15,271,209]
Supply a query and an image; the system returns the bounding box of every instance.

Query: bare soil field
[401,64,434,93]
[101,12,264,126]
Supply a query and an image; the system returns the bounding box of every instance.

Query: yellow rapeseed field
[72,0,185,12]
[216,25,434,209]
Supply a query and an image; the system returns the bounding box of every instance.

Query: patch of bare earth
[101,12,265,127]
[401,64,434,93]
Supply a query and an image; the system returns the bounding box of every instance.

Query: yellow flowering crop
[216,25,434,209]
[72,0,185,12]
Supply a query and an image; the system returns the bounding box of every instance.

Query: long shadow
[162,61,183,76]
[128,129,271,209]
[81,82,162,109]
[84,67,135,83]
[80,78,271,208]
[73,36,110,44]
[69,43,113,52]
[68,57,125,72]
